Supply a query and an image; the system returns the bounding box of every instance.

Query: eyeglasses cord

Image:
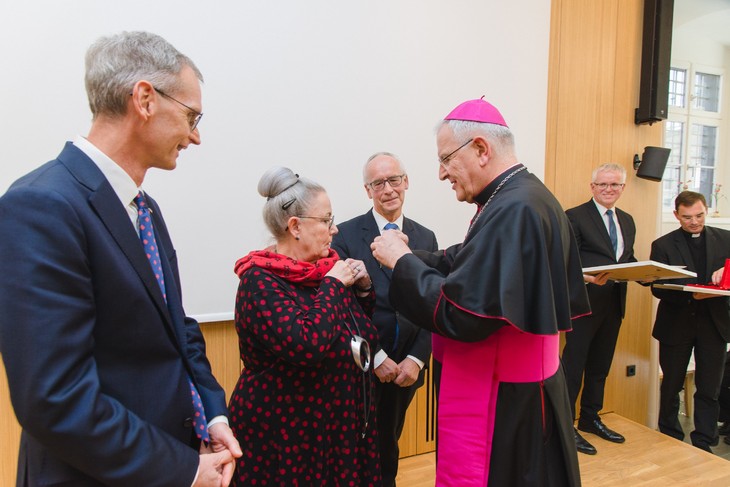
[346,306,372,438]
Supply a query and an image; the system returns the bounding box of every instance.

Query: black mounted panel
[635,0,674,125]
[636,146,671,181]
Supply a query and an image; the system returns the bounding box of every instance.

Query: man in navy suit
[562,163,636,455]
[332,152,437,486]
[0,32,241,486]
[650,191,730,452]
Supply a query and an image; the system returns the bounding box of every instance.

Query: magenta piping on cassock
[438,288,593,330]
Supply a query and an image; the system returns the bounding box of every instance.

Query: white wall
[668,5,730,224]
[0,1,551,320]
[671,30,726,65]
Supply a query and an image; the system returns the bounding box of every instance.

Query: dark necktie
[383,222,399,352]
[606,209,618,256]
[134,192,210,443]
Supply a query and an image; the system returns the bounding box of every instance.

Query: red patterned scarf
[234,247,340,286]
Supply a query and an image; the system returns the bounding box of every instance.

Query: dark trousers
[562,304,622,422]
[375,375,421,487]
[719,351,730,423]
[658,316,726,448]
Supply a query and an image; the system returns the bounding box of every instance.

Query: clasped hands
[195,423,242,487]
[326,258,372,291]
[375,356,420,387]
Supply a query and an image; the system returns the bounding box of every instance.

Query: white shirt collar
[73,135,141,208]
[592,198,614,216]
[371,209,404,233]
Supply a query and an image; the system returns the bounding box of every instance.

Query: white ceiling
[674,0,730,47]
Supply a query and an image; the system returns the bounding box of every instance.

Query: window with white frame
[662,63,723,212]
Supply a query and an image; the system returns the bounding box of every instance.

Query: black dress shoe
[719,422,730,436]
[578,418,625,443]
[574,428,597,455]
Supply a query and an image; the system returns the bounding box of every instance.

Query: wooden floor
[396,452,436,487]
[396,413,730,486]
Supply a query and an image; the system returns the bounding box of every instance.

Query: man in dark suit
[562,163,636,455]
[332,152,437,486]
[651,190,730,452]
[0,32,241,486]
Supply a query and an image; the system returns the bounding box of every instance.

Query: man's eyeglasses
[367,175,406,192]
[592,183,625,190]
[439,138,474,167]
[154,87,203,131]
[678,213,705,222]
[297,215,335,229]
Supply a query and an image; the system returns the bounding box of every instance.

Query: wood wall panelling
[547,0,664,425]
[0,359,20,486]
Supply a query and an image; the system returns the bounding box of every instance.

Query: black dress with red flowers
[229,266,382,486]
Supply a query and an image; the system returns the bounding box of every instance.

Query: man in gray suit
[332,152,437,486]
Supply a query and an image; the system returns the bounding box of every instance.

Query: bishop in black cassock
[371,98,590,487]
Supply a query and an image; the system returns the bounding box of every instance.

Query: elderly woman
[229,166,382,486]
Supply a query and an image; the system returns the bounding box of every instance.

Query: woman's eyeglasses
[297,215,335,229]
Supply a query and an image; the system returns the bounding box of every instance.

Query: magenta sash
[433,326,560,486]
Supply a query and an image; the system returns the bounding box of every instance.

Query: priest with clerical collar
[650,190,730,453]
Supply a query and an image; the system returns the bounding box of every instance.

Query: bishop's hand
[371,230,411,269]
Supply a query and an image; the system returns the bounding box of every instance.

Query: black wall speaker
[635,0,674,125]
[635,146,671,181]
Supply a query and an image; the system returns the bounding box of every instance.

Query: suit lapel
[672,230,696,275]
[59,145,174,327]
[614,209,632,261]
[361,210,382,250]
[586,202,615,259]
[705,227,721,280]
[402,217,416,249]
[89,186,173,322]
[363,210,393,280]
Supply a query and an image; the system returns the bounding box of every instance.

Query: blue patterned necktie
[134,192,210,443]
[606,209,618,256]
[383,222,399,351]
